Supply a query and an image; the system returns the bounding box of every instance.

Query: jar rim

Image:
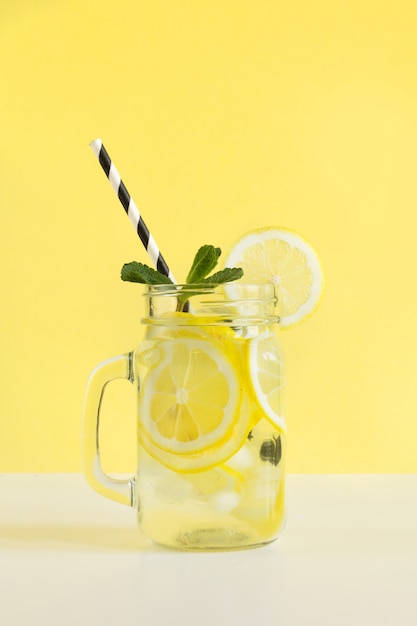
[142,282,277,296]
[141,283,279,326]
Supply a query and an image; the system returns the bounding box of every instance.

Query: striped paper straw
[90,138,176,283]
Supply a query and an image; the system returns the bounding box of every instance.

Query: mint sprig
[121,244,243,311]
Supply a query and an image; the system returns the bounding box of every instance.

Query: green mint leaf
[202,267,244,285]
[186,245,221,284]
[120,246,243,313]
[121,262,173,284]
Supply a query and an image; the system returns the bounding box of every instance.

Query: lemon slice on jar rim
[222,227,324,329]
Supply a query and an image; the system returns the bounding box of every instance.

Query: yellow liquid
[135,324,286,551]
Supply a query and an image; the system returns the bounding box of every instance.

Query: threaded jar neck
[142,283,279,326]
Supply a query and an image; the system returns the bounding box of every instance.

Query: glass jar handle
[81,353,136,507]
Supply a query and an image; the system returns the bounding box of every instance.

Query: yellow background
[1,0,417,473]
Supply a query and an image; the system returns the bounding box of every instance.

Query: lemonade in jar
[134,283,285,549]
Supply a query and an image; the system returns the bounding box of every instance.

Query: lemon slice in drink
[138,337,248,471]
[249,330,286,431]
[223,227,324,328]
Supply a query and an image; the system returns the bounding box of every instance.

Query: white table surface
[1,474,416,626]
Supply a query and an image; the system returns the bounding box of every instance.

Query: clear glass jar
[82,283,286,551]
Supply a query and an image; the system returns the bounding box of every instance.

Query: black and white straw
[90,138,176,282]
